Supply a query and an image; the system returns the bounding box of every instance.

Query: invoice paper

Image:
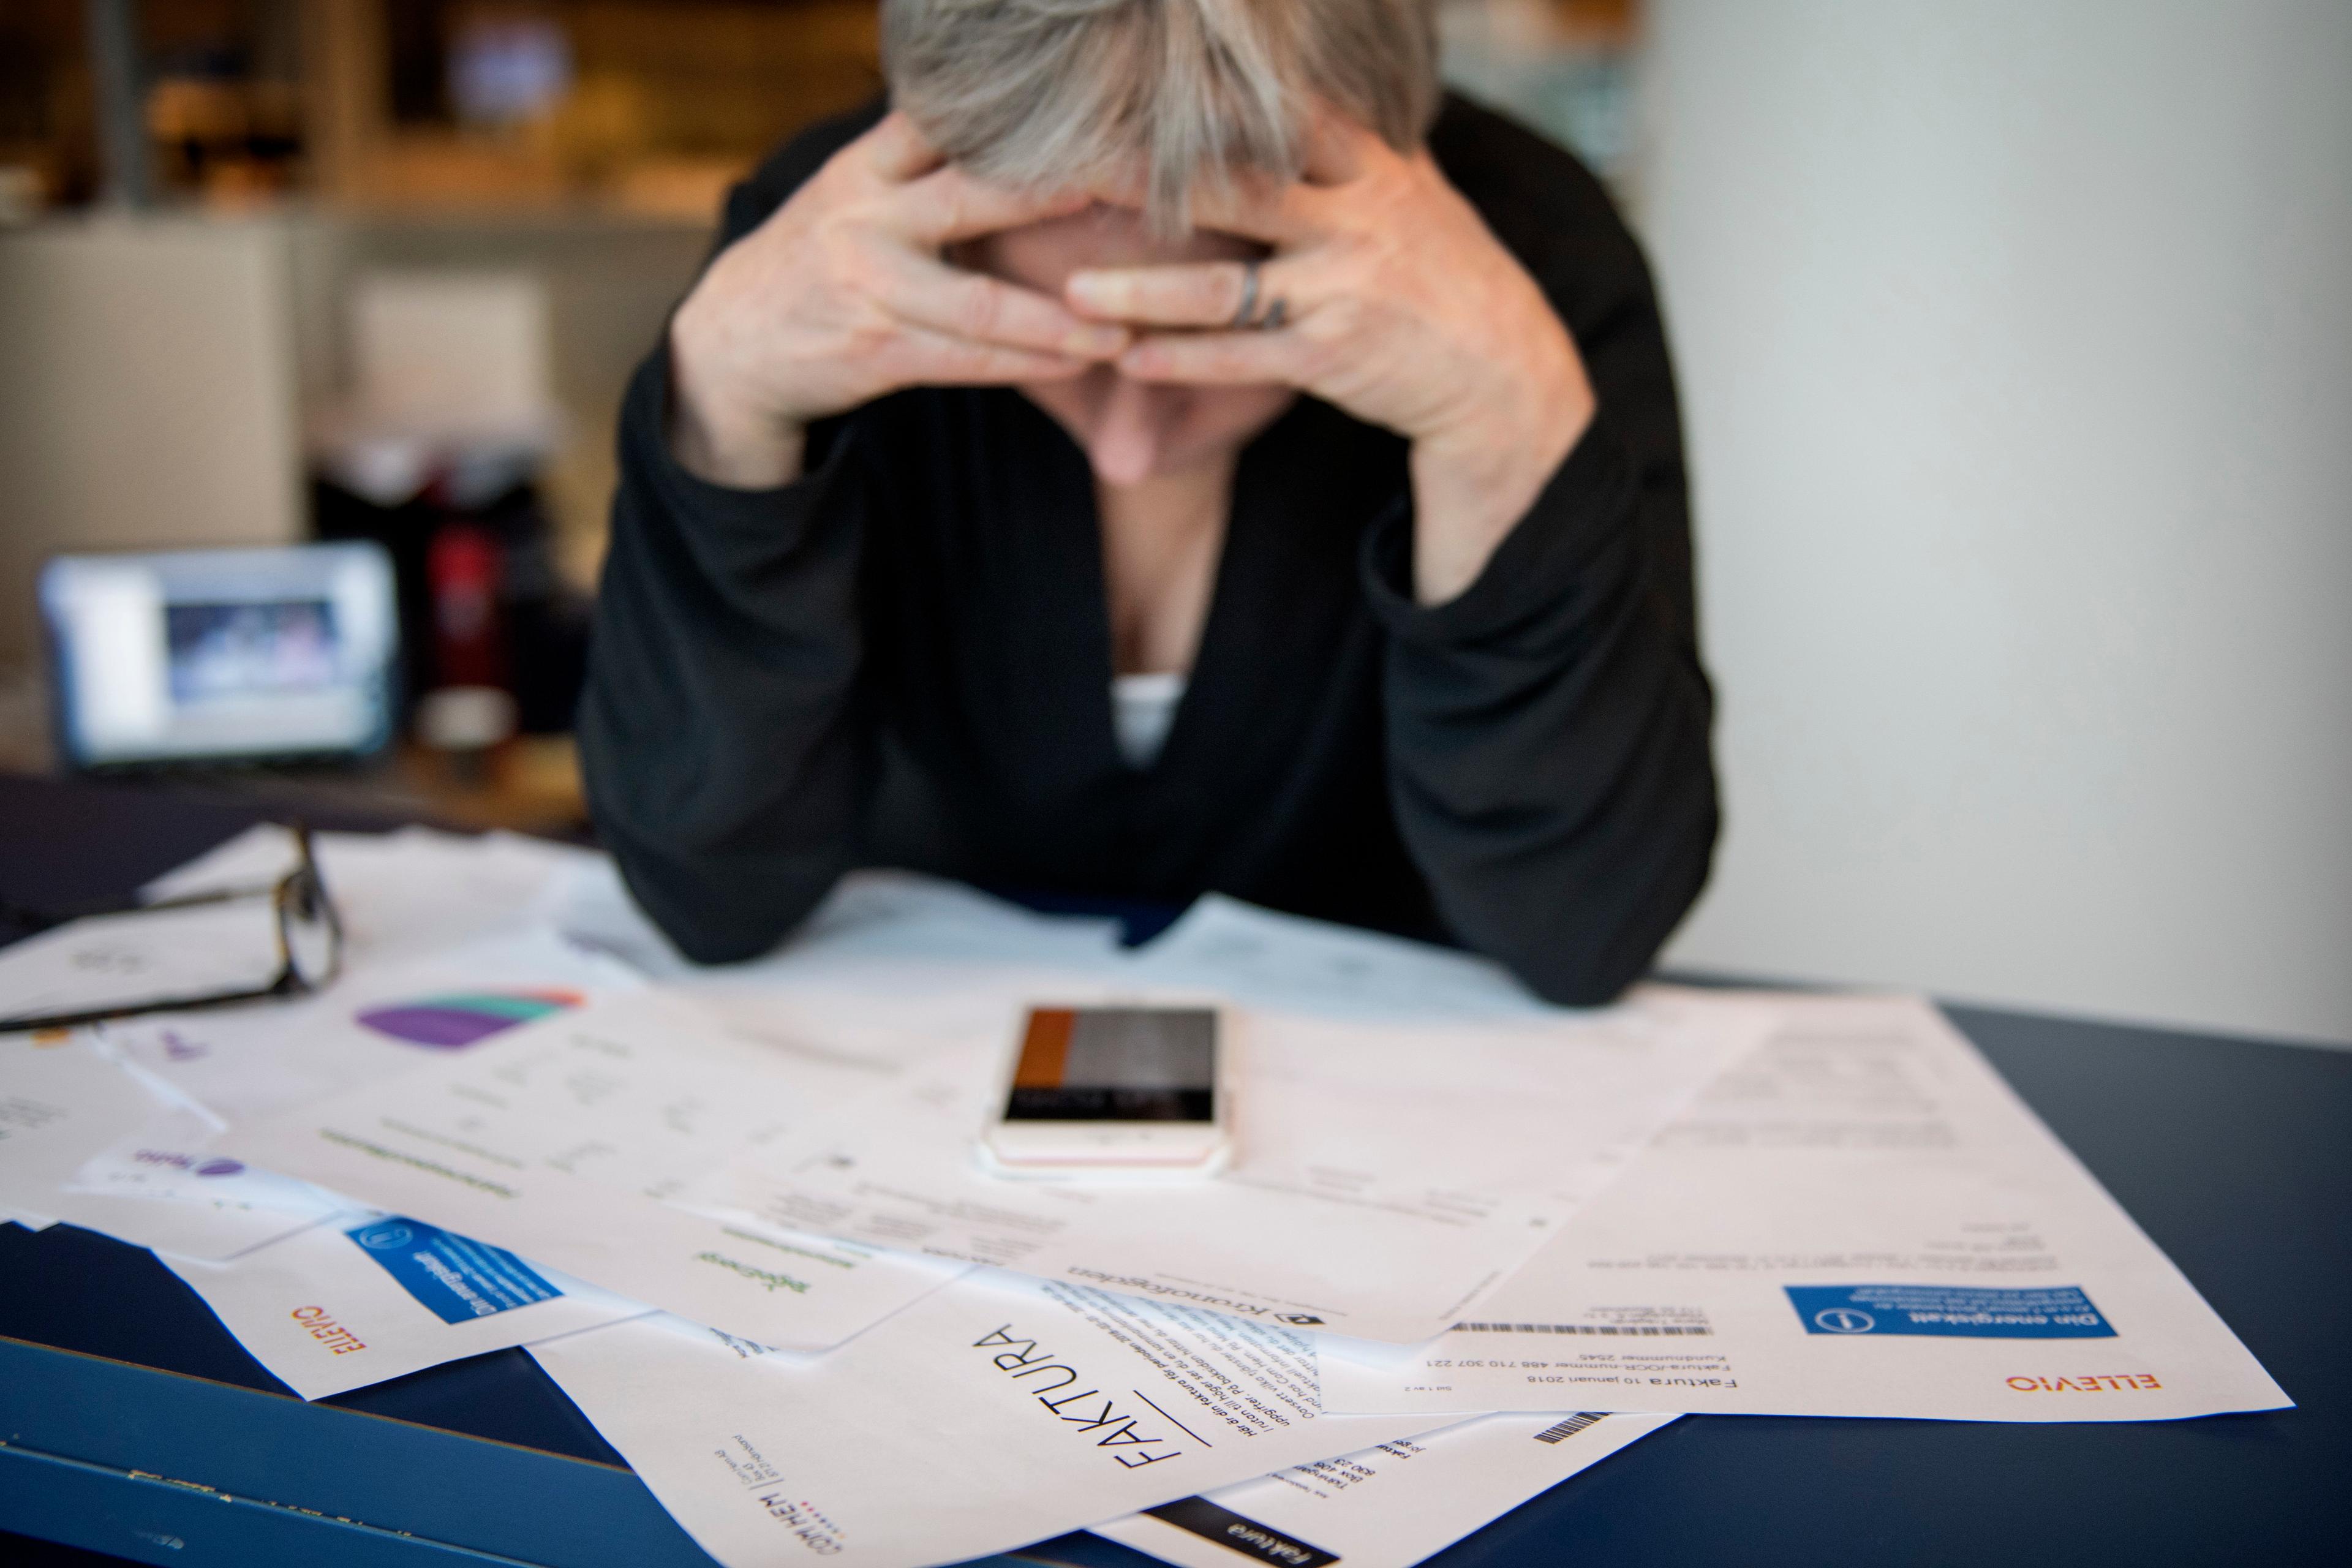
[1093,1409,1675,1568]
[146,824,599,963]
[56,1105,347,1261]
[68,1104,338,1216]
[0,1036,304,1256]
[219,989,961,1349]
[1317,994,2292,1423]
[712,908,1770,1343]
[1,1035,175,1212]
[39,1182,328,1262]
[527,1268,1446,1568]
[556,862,1125,983]
[1123,895,1596,1022]
[100,927,644,1123]
[0,898,285,1023]
[161,1210,647,1398]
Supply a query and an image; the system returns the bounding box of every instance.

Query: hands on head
[668,110,1595,601]
[668,113,1126,488]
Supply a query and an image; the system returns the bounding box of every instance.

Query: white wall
[1643,1,2352,1046]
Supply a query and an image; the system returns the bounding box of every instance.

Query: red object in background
[426,518,507,690]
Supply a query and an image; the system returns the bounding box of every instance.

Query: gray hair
[880,0,1441,231]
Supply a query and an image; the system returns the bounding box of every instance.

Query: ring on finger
[1231,262,1261,330]
[1231,261,1288,332]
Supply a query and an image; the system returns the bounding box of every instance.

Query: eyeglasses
[0,823,344,1033]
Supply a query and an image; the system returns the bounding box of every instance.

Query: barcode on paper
[1533,1412,1608,1445]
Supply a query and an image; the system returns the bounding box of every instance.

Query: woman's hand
[667,113,1133,488]
[1063,118,1597,605]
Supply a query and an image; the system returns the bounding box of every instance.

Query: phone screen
[1005,1007,1216,1123]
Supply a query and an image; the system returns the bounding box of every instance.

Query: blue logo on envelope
[347,1216,561,1324]
[1786,1284,2116,1338]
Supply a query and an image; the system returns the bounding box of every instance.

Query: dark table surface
[2,770,2346,1567]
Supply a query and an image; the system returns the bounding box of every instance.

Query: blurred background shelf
[1,2,1631,219]
[0,2,1638,840]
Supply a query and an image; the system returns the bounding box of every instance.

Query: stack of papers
[0,824,2292,1568]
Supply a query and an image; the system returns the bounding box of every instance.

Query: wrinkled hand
[1066,116,1596,604]
[668,113,1131,488]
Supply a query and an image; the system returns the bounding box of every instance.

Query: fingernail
[1066,271,1119,311]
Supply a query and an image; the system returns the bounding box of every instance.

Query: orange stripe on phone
[1013,1008,1075,1088]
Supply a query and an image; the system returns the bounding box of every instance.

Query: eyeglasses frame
[0,823,345,1034]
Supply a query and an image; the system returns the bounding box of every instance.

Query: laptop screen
[40,543,400,769]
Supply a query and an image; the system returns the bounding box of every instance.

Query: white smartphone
[979,1005,1229,1177]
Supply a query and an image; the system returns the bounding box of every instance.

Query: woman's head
[882,0,1441,233]
[886,1,1439,484]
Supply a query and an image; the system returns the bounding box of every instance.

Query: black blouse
[579,94,1717,1005]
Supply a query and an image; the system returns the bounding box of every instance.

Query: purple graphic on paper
[355,990,582,1049]
[132,1150,246,1177]
[160,1030,209,1062]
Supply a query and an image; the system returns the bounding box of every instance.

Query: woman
[581,0,1715,1005]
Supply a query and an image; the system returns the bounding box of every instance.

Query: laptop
[40,543,401,771]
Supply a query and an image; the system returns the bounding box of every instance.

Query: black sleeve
[576,102,888,962]
[1363,98,1719,1005]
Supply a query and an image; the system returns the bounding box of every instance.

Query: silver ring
[1260,296,1287,331]
[1231,262,1261,330]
